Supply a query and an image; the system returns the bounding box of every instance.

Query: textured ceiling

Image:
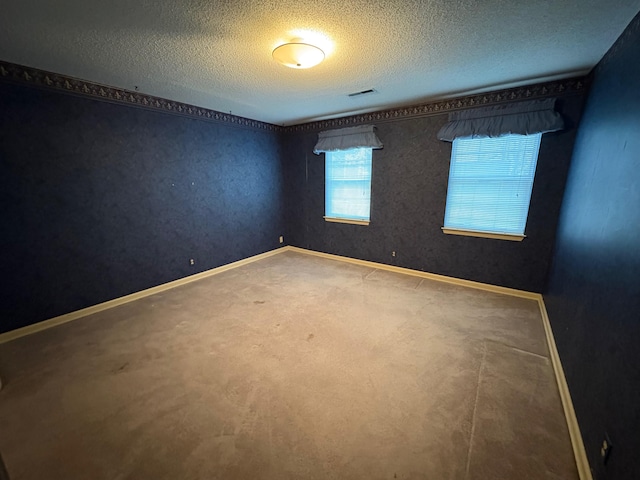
[1,1,639,125]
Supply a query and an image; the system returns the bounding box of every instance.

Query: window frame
[442,133,543,242]
[323,147,373,226]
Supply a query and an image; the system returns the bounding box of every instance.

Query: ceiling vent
[348,89,377,98]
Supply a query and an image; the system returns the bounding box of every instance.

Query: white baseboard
[287,246,592,480]
[537,299,593,480]
[0,244,591,480]
[285,246,540,299]
[0,247,287,345]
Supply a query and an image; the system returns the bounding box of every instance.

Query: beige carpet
[0,250,577,479]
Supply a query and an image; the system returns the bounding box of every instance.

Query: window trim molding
[324,147,373,224]
[324,216,370,226]
[441,227,525,242]
[443,133,542,238]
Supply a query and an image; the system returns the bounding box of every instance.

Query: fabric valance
[436,98,564,142]
[313,125,383,154]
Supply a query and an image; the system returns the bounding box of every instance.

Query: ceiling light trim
[272,42,325,69]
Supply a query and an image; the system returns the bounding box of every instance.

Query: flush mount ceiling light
[272,42,325,69]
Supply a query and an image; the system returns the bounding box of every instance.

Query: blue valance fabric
[313,125,383,154]
[436,98,564,142]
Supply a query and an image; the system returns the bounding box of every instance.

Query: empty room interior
[1,1,639,479]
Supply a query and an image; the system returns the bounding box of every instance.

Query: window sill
[324,216,370,226]
[441,227,525,242]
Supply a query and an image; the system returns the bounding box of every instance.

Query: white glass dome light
[272,42,325,69]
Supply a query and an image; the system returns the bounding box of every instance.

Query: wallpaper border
[594,9,640,76]
[1,59,587,133]
[0,60,279,132]
[288,77,587,132]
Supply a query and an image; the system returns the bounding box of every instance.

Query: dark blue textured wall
[0,82,284,333]
[544,13,640,480]
[283,96,584,292]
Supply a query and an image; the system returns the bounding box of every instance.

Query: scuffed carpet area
[0,251,577,479]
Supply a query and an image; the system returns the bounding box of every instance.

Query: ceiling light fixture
[272,42,325,69]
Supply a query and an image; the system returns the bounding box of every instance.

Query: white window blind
[444,133,542,236]
[325,148,372,222]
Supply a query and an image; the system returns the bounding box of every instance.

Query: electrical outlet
[600,434,613,465]
[189,259,195,266]
[392,251,396,257]
[279,236,284,244]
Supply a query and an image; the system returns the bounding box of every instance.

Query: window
[443,133,542,241]
[324,147,372,225]
[314,124,382,224]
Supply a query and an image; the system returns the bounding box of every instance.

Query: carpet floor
[0,250,578,479]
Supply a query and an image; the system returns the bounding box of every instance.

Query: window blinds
[444,134,542,235]
[325,148,372,221]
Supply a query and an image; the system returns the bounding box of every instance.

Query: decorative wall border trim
[0,60,281,132]
[0,59,587,133]
[594,9,640,76]
[286,77,587,133]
